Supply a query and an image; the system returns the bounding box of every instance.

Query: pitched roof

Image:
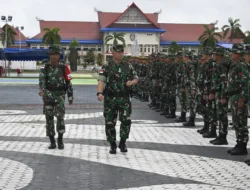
[217,29,245,43]
[159,23,215,42]
[2,24,27,41]
[31,21,101,40]
[103,2,159,28]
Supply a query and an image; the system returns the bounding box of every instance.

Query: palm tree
[42,27,61,46]
[222,18,241,43]
[84,49,95,65]
[169,41,182,54]
[96,53,103,66]
[105,32,126,46]
[68,38,80,72]
[0,25,16,47]
[244,31,250,44]
[198,25,222,48]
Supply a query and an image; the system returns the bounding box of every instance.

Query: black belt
[106,91,129,97]
[46,86,65,91]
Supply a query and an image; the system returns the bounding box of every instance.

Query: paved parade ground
[1,85,250,190]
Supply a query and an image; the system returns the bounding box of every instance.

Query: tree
[96,53,103,66]
[68,38,80,72]
[222,18,241,43]
[244,31,250,44]
[0,25,16,47]
[198,25,222,48]
[42,27,61,46]
[105,32,126,46]
[84,49,95,65]
[168,41,182,54]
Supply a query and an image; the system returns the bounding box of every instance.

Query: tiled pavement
[0,85,250,190]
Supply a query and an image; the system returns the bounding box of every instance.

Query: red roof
[217,30,244,43]
[1,24,27,41]
[104,2,159,28]
[159,23,215,42]
[32,21,101,40]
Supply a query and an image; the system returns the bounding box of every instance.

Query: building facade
[26,2,244,64]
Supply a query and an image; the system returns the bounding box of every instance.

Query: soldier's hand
[202,94,207,101]
[191,90,196,96]
[208,93,215,101]
[69,100,73,105]
[38,90,44,96]
[220,98,226,105]
[98,94,104,101]
[238,99,245,109]
[180,88,185,92]
[126,81,133,87]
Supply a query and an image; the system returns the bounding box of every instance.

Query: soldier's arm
[129,64,139,85]
[97,65,108,93]
[39,65,47,91]
[239,64,249,101]
[189,64,196,90]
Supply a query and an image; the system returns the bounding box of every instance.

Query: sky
[0,0,249,38]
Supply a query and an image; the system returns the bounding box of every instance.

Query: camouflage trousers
[43,90,66,137]
[167,86,177,112]
[186,88,196,118]
[104,96,132,143]
[196,93,209,123]
[231,95,249,143]
[216,97,228,137]
[177,88,187,113]
[208,99,217,127]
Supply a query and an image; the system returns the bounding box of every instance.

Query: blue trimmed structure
[26,39,103,45]
[100,28,166,33]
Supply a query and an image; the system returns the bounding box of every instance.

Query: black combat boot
[57,133,64,150]
[148,100,155,108]
[244,158,250,165]
[160,107,169,116]
[48,136,56,149]
[197,122,209,134]
[174,112,186,122]
[109,142,117,154]
[156,103,163,112]
[230,142,248,155]
[212,135,228,145]
[165,110,176,118]
[119,139,128,153]
[227,141,239,154]
[183,117,195,127]
[152,103,159,110]
[202,125,217,138]
[209,137,219,144]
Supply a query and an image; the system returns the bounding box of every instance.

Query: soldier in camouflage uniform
[39,45,73,150]
[164,54,178,118]
[196,47,214,135]
[209,47,229,145]
[183,51,197,126]
[97,45,138,154]
[175,51,188,122]
[243,45,250,164]
[225,44,249,155]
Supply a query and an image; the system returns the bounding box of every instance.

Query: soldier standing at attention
[224,44,249,155]
[39,45,73,150]
[97,45,138,154]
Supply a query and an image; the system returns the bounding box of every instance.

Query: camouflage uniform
[183,51,197,126]
[225,44,249,155]
[175,51,188,122]
[98,45,138,152]
[39,45,73,149]
[209,47,229,145]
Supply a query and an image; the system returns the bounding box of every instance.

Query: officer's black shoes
[155,108,162,112]
[230,142,248,155]
[165,112,176,118]
[119,139,128,153]
[244,158,250,165]
[109,142,117,154]
[57,133,64,150]
[227,143,238,154]
[160,111,169,116]
[48,136,56,149]
[202,131,217,138]
[197,122,209,134]
[210,136,228,145]
[183,117,195,127]
[174,112,186,122]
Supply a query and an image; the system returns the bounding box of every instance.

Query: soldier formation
[131,44,250,164]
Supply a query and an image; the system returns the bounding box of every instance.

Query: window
[97,47,102,51]
[161,46,168,53]
[147,34,153,36]
[83,47,88,51]
[77,48,81,51]
[40,46,44,49]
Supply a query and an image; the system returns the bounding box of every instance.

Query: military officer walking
[39,45,73,150]
[97,45,138,154]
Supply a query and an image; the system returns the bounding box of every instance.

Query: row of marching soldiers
[130,44,250,164]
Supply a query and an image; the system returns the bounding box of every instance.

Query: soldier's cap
[230,43,244,54]
[201,47,213,55]
[212,47,225,56]
[244,45,250,54]
[48,45,61,55]
[112,45,124,52]
[183,51,192,57]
